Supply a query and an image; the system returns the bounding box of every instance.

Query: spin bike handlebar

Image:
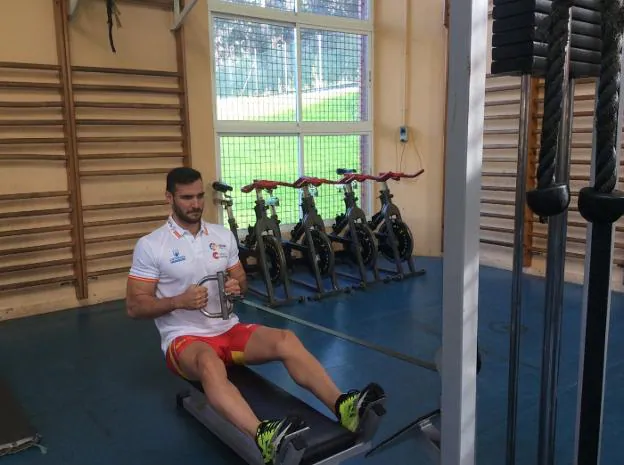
[292,176,333,188]
[363,169,425,182]
[240,179,295,193]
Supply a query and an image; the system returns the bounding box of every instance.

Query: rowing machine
[176,366,386,465]
[174,282,387,465]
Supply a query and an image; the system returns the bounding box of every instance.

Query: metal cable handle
[196,271,242,320]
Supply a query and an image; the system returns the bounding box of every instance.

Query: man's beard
[173,202,202,224]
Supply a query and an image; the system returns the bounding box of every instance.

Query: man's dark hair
[166,167,202,194]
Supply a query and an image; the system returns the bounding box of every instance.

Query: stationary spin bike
[281,176,349,300]
[366,170,426,280]
[211,180,303,307]
[327,168,381,288]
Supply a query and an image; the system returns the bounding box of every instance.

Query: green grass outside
[218,91,366,228]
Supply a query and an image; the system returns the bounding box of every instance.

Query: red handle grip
[292,176,334,187]
[241,179,294,193]
[335,173,369,184]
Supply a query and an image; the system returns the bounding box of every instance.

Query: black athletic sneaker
[255,415,306,464]
[336,382,385,432]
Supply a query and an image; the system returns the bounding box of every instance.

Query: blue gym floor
[1,256,622,465]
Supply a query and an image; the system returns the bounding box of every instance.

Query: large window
[209,0,373,229]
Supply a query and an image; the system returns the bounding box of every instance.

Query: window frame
[207,0,375,225]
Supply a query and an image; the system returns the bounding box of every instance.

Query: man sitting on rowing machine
[125,167,385,464]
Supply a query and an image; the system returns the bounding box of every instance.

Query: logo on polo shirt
[209,242,228,259]
[169,248,186,264]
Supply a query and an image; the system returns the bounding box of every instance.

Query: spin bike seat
[213,181,233,193]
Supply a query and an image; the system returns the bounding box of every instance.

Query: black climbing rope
[594,0,622,195]
[575,2,624,465]
[527,2,575,465]
[106,0,121,53]
[526,0,572,219]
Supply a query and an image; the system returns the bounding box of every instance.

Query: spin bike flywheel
[347,223,377,268]
[304,229,334,277]
[260,235,287,284]
[378,220,414,262]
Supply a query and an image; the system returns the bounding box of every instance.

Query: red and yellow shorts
[165,323,260,379]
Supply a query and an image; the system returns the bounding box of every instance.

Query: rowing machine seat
[177,365,385,465]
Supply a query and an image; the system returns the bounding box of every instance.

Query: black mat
[0,378,40,456]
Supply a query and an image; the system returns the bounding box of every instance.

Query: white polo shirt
[128,216,241,354]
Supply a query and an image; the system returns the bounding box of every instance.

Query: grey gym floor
[0,256,622,465]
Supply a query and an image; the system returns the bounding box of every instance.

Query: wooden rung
[0,153,67,161]
[0,81,61,90]
[73,83,182,94]
[0,241,73,257]
[87,249,134,260]
[88,266,130,278]
[484,113,518,120]
[0,101,63,108]
[78,152,184,159]
[482,171,516,177]
[74,102,181,110]
[481,211,514,220]
[76,119,182,126]
[536,110,593,118]
[567,220,624,233]
[0,208,71,219]
[0,61,60,71]
[483,144,518,150]
[0,224,72,238]
[481,225,514,234]
[486,84,520,93]
[485,99,519,107]
[0,190,69,201]
[0,257,74,274]
[84,214,165,228]
[480,238,513,248]
[569,174,624,182]
[0,275,74,293]
[77,136,183,143]
[85,232,145,244]
[483,157,518,163]
[71,65,179,78]
[0,137,66,145]
[0,120,64,127]
[80,168,172,177]
[484,129,519,136]
[82,199,167,211]
[530,246,586,260]
[481,198,515,206]
[482,185,516,192]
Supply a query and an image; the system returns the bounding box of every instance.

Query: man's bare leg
[243,326,342,414]
[177,341,260,438]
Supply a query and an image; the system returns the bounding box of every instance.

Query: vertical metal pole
[537,74,575,465]
[574,49,624,465]
[505,73,531,465]
[441,0,488,464]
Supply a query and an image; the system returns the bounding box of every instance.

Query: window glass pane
[218,135,301,226]
[213,17,297,121]
[300,29,368,122]
[220,0,295,12]
[300,0,369,20]
[303,134,370,219]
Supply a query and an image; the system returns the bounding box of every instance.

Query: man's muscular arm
[126,279,208,319]
[226,262,247,295]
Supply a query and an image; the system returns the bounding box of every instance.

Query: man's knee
[194,347,227,382]
[274,329,304,358]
